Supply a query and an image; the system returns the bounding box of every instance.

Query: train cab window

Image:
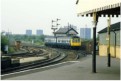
[72,38,80,43]
[76,39,80,42]
[67,40,70,43]
[48,40,51,42]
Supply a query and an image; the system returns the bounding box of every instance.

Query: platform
[19,56,46,63]
[1,55,120,80]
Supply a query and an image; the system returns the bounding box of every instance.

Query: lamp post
[92,12,98,73]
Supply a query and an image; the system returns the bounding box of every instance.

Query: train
[44,36,81,49]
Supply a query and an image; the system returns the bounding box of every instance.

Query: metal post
[107,16,111,67]
[93,27,96,73]
[56,18,60,45]
[92,12,98,73]
[51,18,60,47]
[51,20,57,37]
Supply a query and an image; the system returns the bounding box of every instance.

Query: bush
[8,47,15,53]
[1,36,9,53]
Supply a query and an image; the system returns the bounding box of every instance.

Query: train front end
[70,36,81,49]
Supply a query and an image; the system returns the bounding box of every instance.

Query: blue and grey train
[44,36,81,49]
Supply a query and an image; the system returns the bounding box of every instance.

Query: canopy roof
[76,0,121,16]
[98,22,120,33]
[54,27,78,34]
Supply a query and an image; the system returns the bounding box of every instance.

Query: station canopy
[76,0,121,17]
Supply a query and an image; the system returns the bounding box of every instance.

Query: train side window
[65,40,67,43]
[67,39,69,42]
[73,39,76,42]
[68,40,70,43]
[58,40,60,43]
[66,40,68,43]
[59,40,61,43]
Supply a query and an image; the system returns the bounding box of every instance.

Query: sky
[1,0,120,37]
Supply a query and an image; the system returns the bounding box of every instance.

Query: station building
[54,27,78,37]
[76,0,120,73]
[98,22,120,59]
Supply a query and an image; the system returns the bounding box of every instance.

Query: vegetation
[1,34,10,53]
[1,33,17,53]
[9,34,45,46]
[1,32,45,54]
[8,47,15,53]
[1,35,9,45]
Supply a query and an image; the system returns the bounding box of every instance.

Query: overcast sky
[1,0,120,37]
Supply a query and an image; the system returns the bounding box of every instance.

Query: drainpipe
[112,29,116,58]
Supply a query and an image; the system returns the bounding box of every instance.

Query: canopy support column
[107,16,111,67]
[92,12,99,73]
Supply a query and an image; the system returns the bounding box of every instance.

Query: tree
[1,35,9,53]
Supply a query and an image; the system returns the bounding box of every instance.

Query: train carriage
[45,36,81,49]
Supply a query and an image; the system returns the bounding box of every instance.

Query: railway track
[2,46,87,75]
[1,48,67,75]
[54,48,88,62]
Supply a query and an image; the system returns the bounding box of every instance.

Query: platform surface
[2,55,120,80]
[19,56,46,63]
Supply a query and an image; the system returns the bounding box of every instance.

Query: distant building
[1,31,12,36]
[6,32,12,35]
[36,30,43,35]
[26,30,32,36]
[80,28,91,39]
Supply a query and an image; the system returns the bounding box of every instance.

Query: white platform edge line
[1,61,80,77]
